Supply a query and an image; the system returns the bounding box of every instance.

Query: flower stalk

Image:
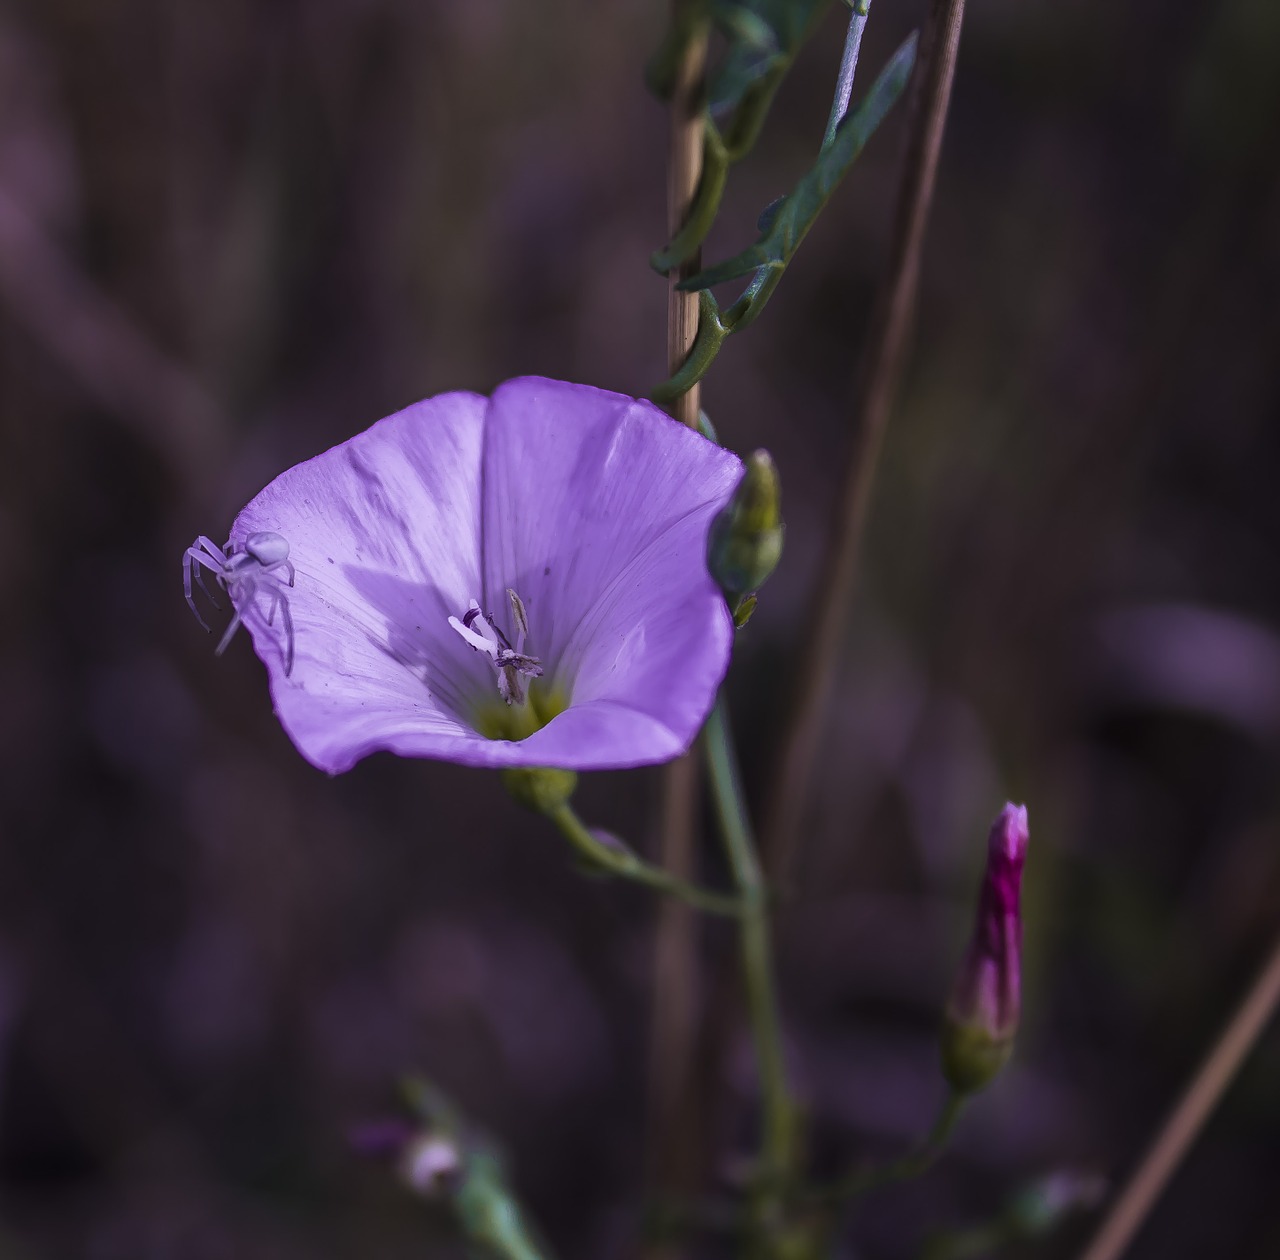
[807,1090,966,1207]
[763,0,968,883]
[704,697,796,1205]
[545,800,743,918]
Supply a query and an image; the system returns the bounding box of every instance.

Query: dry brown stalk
[645,11,711,1256]
[761,0,968,882]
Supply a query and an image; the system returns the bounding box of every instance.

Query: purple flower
[940,802,1028,1093]
[208,377,742,773]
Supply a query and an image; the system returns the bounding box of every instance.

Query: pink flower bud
[940,802,1028,1094]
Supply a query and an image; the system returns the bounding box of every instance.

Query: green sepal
[501,767,578,814]
[939,1015,1015,1095]
[707,449,785,602]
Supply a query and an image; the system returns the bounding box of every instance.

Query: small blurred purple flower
[207,377,742,773]
[348,1117,417,1159]
[940,802,1028,1093]
[348,1119,460,1197]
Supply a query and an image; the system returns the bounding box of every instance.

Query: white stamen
[448,592,544,706]
[448,614,499,658]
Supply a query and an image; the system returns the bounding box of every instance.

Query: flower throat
[448,589,566,740]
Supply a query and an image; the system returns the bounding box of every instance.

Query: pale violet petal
[479,376,742,677]
[287,697,679,772]
[228,391,493,772]
[473,700,689,769]
[555,503,735,744]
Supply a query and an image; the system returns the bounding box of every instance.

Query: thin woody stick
[762,0,967,881]
[664,16,708,432]
[646,9,710,1249]
[1077,927,1280,1260]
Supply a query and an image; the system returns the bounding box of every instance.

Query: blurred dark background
[2,0,1279,1257]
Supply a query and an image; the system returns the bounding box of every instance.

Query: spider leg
[186,546,225,611]
[195,566,220,607]
[259,582,296,676]
[282,558,296,588]
[277,588,295,676]
[193,536,229,565]
[214,606,244,656]
[214,574,255,657]
[184,550,214,631]
[183,553,202,626]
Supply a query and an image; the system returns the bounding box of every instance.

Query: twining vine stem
[763,0,969,883]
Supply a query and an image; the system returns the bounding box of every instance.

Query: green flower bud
[501,766,578,813]
[707,450,784,604]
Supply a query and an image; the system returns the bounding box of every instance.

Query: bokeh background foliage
[1,0,1279,1256]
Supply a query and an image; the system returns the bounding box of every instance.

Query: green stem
[651,124,730,274]
[704,695,795,1190]
[650,290,731,403]
[648,264,781,403]
[651,50,802,275]
[822,0,873,149]
[457,1152,553,1260]
[723,263,784,332]
[808,1091,966,1206]
[546,801,742,917]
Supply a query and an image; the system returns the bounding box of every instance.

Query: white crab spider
[184,531,296,675]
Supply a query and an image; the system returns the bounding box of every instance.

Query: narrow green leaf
[680,31,918,292]
[709,0,831,113]
[756,194,787,233]
[710,47,784,115]
[711,2,779,53]
[756,0,832,49]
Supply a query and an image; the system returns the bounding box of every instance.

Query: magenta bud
[940,802,1028,1094]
